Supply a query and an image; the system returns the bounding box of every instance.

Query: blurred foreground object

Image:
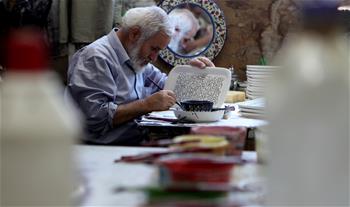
[1,28,81,205]
[266,0,349,205]
[191,126,247,156]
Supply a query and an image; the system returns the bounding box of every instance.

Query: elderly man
[66,6,214,145]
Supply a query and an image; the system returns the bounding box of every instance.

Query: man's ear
[128,26,141,42]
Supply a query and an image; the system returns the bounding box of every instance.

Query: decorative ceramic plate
[158,0,227,66]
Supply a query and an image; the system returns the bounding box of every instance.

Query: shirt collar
[107,28,130,65]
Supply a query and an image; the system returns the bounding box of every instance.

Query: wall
[155,0,350,81]
[215,0,300,80]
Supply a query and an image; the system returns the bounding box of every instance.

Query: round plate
[158,0,226,66]
[173,110,224,123]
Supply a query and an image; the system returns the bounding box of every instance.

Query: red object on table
[157,155,241,188]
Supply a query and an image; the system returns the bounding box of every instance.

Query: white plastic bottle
[1,28,81,206]
[266,0,349,205]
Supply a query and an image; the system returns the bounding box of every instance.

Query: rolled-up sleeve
[68,53,117,136]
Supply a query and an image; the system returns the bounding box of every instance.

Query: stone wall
[215,0,300,80]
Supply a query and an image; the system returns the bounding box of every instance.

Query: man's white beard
[128,39,146,73]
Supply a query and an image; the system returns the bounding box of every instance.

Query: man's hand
[189,56,215,69]
[144,90,176,111]
[113,90,176,126]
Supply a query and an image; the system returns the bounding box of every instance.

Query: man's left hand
[189,56,215,69]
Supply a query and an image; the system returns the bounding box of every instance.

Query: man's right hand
[113,90,176,126]
[144,90,176,111]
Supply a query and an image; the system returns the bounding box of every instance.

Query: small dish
[173,110,224,123]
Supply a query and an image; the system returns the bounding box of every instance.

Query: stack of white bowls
[246,65,279,100]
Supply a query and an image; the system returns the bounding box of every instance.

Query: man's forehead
[149,30,171,40]
[148,31,171,48]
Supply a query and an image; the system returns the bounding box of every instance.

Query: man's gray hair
[122,6,173,40]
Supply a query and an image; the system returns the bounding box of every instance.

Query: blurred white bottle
[266,0,349,205]
[1,28,81,206]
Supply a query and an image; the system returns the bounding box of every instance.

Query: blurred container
[172,135,229,155]
[1,28,81,206]
[145,186,228,207]
[157,155,239,190]
[266,0,349,205]
[191,126,247,156]
[254,126,269,164]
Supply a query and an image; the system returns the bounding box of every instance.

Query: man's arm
[113,90,176,126]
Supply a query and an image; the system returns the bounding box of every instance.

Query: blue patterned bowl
[180,100,214,112]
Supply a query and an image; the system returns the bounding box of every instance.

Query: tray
[164,65,231,108]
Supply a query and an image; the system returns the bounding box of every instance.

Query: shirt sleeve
[67,53,117,136]
[143,64,168,94]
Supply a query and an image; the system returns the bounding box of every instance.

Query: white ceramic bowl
[173,110,224,123]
